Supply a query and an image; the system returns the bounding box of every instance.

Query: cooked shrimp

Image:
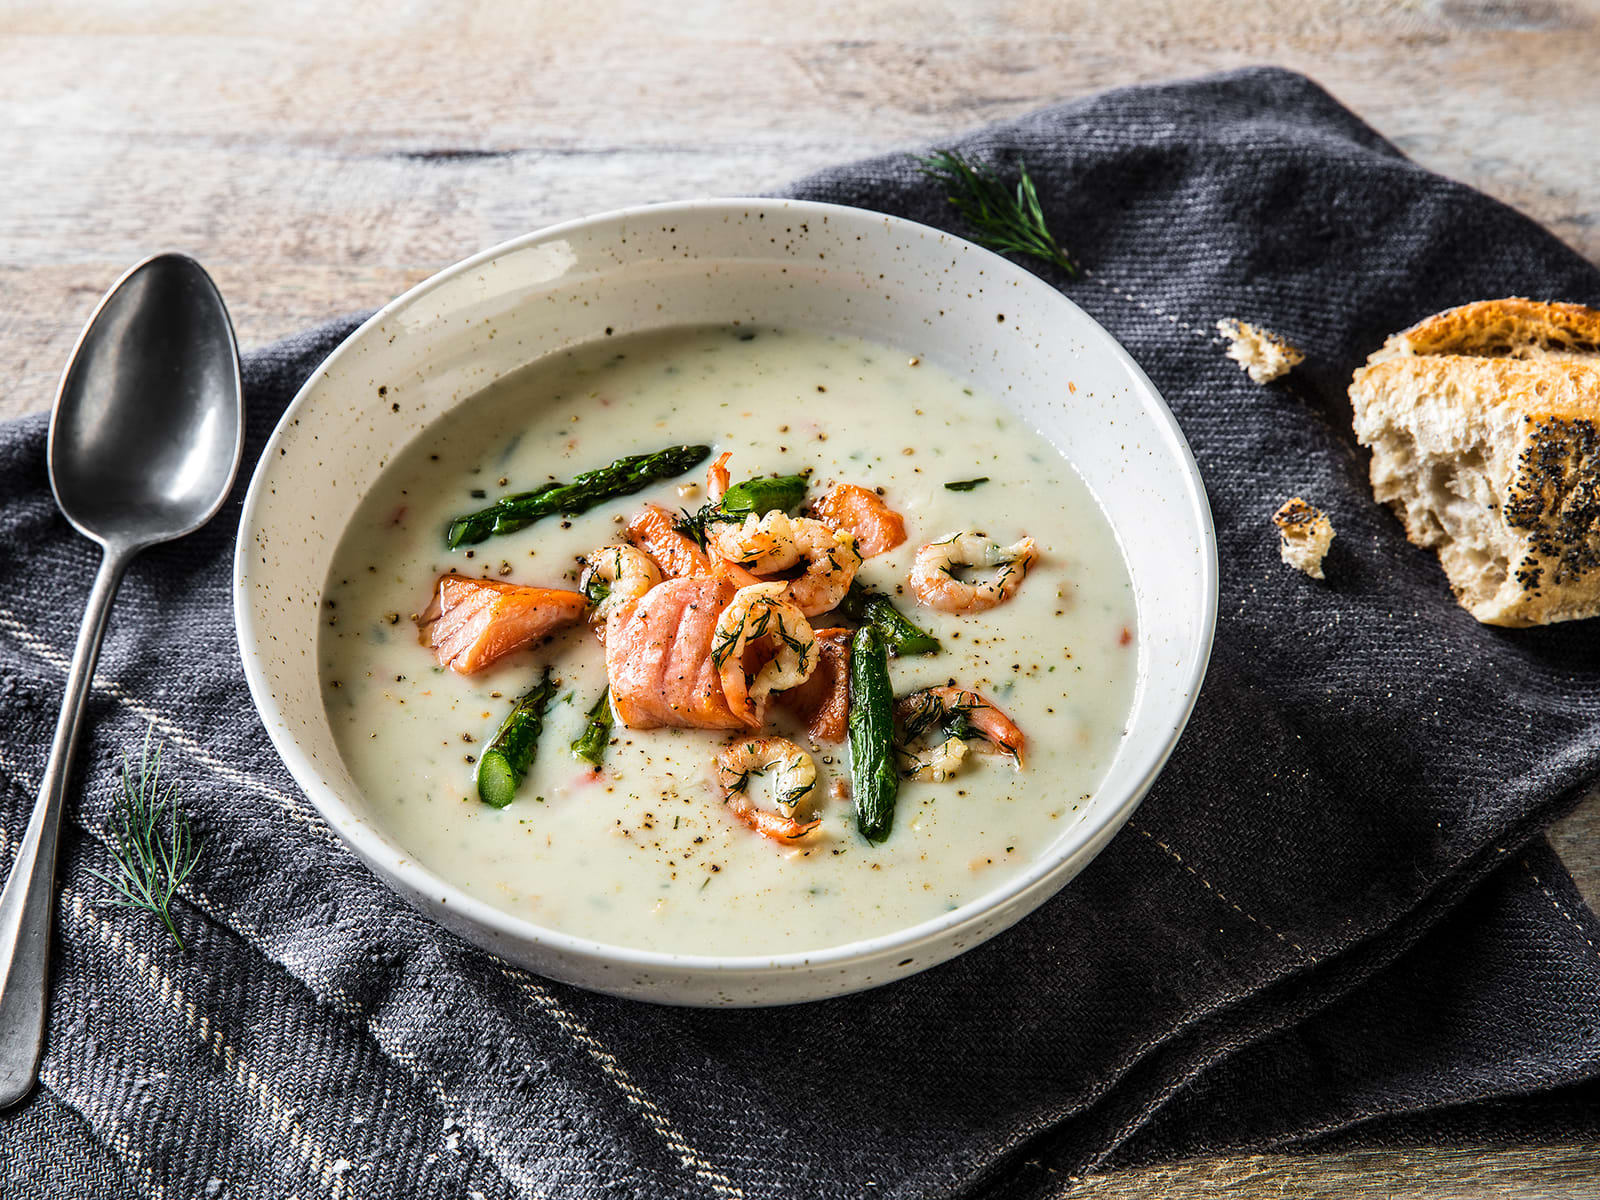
[708,512,859,614]
[712,582,817,728]
[707,450,732,503]
[580,544,662,624]
[898,685,1026,767]
[715,736,821,842]
[785,517,862,616]
[902,736,969,782]
[810,484,906,557]
[710,511,801,574]
[910,533,1037,614]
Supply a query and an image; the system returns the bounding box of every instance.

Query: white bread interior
[1273,497,1334,579]
[1349,299,1600,626]
[1218,318,1304,384]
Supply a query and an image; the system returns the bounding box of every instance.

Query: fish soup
[319,325,1137,956]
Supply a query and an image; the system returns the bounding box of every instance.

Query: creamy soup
[319,326,1137,956]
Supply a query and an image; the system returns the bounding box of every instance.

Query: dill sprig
[672,504,717,552]
[87,724,203,949]
[915,150,1077,276]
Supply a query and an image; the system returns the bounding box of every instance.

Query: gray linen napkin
[3,67,1599,1199]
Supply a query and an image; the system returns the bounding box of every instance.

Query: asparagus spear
[446,444,711,548]
[719,474,809,518]
[570,687,614,767]
[836,581,940,657]
[475,668,558,808]
[849,626,899,843]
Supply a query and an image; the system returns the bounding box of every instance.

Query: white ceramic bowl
[235,199,1217,1006]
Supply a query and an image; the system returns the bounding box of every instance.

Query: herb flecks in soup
[319,326,1136,956]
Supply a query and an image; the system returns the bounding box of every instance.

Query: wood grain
[1,2,1597,1195]
[2,2,1598,414]
[1062,1142,1600,1197]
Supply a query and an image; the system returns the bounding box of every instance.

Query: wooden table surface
[4,2,1598,1195]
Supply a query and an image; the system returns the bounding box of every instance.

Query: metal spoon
[0,254,244,1107]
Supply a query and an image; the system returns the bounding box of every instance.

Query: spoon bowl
[50,255,243,547]
[0,252,244,1107]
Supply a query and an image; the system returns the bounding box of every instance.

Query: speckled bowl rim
[235,197,1218,989]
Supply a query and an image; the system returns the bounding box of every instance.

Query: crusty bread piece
[1218,318,1304,384]
[1365,298,1600,365]
[1273,498,1335,579]
[1349,299,1600,626]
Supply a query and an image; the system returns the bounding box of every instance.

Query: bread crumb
[1219,318,1305,384]
[1273,497,1334,579]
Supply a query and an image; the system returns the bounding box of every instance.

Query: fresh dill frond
[915,150,1077,276]
[672,505,712,552]
[673,501,743,552]
[711,624,740,670]
[582,571,611,608]
[87,723,203,949]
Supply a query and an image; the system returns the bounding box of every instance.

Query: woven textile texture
[2,67,1599,1198]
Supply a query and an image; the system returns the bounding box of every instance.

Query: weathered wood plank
[1551,792,1600,903]
[1,17,1596,431]
[1061,1142,1600,1197]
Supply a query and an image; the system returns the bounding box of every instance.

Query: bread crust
[1272,497,1334,579]
[1351,341,1600,626]
[1367,298,1600,365]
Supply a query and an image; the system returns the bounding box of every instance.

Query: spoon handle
[0,545,130,1108]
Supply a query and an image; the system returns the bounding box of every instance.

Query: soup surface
[319,326,1137,956]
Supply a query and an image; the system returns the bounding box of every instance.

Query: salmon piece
[627,504,713,578]
[811,485,906,557]
[776,627,851,744]
[606,577,748,730]
[627,504,762,587]
[416,574,587,675]
[714,557,764,588]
